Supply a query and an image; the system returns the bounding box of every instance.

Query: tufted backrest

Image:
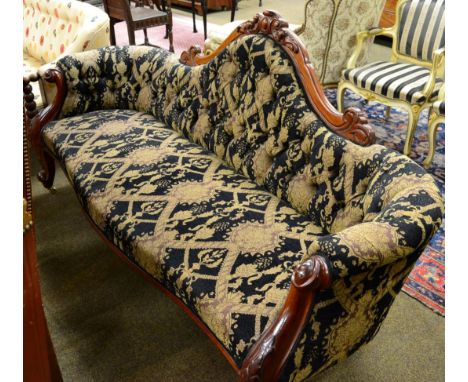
[23,0,110,64]
[396,0,445,62]
[56,35,441,236]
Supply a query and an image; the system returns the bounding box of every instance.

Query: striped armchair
[337,0,445,158]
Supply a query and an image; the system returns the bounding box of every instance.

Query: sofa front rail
[30,66,333,382]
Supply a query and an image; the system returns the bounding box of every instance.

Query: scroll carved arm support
[29,68,66,189]
[240,255,332,382]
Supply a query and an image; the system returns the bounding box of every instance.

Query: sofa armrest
[310,161,444,279]
[240,256,331,381]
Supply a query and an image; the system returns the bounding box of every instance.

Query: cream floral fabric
[23,0,110,107]
[300,0,386,85]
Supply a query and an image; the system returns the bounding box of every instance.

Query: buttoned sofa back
[23,0,109,64]
[56,35,442,276]
[52,34,443,379]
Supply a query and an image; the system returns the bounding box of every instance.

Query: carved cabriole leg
[336,81,346,112]
[403,104,422,157]
[423,112,443,168]
[240,256,331,382]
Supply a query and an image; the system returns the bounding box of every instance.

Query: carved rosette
[180,45,203,66]
[339,107,376,146]
[237,10,301,54]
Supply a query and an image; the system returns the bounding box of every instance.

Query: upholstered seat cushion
[42,109,326,364]
[343,61,444,104]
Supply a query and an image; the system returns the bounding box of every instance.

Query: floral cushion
[23,0,109,64]
[300,0,386,85]
[46,36,444,380]
[23,0,110,107]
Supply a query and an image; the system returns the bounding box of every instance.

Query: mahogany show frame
[27,11,379,381]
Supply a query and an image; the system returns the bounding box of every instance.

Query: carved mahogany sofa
[30,11,443,382]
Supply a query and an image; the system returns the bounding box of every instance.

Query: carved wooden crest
[180,10,375,147]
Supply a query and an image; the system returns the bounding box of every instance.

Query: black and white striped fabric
[433,99,445,116]
[397,0,445,61]
[342,61,443,103]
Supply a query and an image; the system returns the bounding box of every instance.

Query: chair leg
[423,114,439,168]
[143,29,149,45]
[110,19,117,45]
[168,23,174,52]
[202,0,208,40]
[192,0,197,33]
[128,24,136,45]
[384,105,391,119]
[336,83,346,112]
[231,0,236,22]
[403,105,420,157]
[164,25,169,39]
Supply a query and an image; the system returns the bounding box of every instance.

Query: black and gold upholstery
[42,37,443,381]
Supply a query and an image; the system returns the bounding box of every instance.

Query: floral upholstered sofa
[30,11,443,382]
[23,0,110,107]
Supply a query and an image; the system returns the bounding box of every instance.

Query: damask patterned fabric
[44,37,444,381]
[343,61,444,103]
[300,0,386,85]
[397,0,445,62]
[43,109,326,364]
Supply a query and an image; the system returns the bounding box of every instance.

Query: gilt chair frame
[337,0,445,157]
[424,84,445,168]
[30,11,376,381]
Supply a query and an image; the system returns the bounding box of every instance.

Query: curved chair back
[298,0,386,86]
[103,0,134,23]
[396,0,445,62]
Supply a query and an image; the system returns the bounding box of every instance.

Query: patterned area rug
[114,14,214,54]
[326,89,445,316]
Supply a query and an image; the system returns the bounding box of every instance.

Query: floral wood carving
[179,10,375,147]
[179,45,203,66]
[240,256,331,382]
